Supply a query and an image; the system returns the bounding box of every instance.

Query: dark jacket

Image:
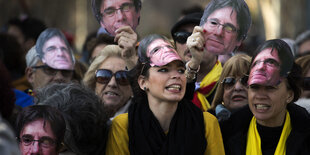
[220,103,310,155]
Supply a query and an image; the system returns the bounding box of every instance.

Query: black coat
[220,103,310,155]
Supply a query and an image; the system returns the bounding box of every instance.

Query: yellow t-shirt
[106,112,225,155]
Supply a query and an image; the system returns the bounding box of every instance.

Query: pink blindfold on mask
[149,50,183,67]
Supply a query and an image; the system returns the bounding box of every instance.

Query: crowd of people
[0,0,310,154]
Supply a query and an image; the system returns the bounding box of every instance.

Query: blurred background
[1,0,310,55]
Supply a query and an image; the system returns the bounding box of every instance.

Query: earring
[143,87,149,91]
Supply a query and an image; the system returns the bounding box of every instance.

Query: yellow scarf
[246,111,292,155]
[192,60,222,111]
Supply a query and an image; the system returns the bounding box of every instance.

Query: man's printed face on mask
[248,48,282,86]
[42,36,73,70]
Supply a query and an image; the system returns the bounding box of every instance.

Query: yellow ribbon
[246,111,292,155]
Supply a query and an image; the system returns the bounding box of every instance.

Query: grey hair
[25,46,40,67]
[35,82,109,155]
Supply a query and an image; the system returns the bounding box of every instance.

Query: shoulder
[112,113,129,129]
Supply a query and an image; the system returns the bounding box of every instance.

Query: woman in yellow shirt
[106,34,225,155]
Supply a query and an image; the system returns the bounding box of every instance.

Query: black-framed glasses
[95,69,129,85]
[19,135,56,148]
[102,2,134,17]
[303,77,310,90]
[221,76,248,89]
[205,19,238,33]
[173,31,192,44]
[32,65,73,78]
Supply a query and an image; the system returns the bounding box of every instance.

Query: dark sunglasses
[221,76,248,89]
[173,31,192,44]
[32,65,73,78]
[95,69,129,86]
[303,77,310,90]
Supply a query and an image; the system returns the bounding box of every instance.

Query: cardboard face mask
[41,36,74,70]
[147,39,182,67]
[248,48,282,86]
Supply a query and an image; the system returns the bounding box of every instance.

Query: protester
[186,0,252,111]
[36,83,109,154]
[84,45,134,119]
[221,39,310,154]
[295,54,310,113]
[106,34,225,154]
[210,54,251,122]
[25,28,75,92]
[16,105,66,155]
[91,0,141,60]
[295,30,310,57]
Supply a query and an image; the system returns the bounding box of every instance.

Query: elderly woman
[221,39,310,154]
[210,54,251,121]
[106,34,225,155]
[83,45,134,118]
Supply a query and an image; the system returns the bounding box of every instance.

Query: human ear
[25,67,35,85]
[138,75,148,90]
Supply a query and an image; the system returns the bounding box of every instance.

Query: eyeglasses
[102,3,134,17]
[173,31,192,44]
[221,76,248,89]
[32,65,73,78]
[205,19,238,33]
[303,77,310,90]
[95,69,129,85]
[19,136,56,148]
[252,58,280,68]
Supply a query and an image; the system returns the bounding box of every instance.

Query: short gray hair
[25,46,40,67]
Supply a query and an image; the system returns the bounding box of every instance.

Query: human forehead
[44,36,67,48]
[101,0,133,9]
[147,39,172,52]
[99,56,126,71]
[253,48,280,63]
[21,119,56,138]
[206,7,238,28]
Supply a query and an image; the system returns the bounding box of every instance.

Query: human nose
[30,141,40,153]
[53,71,68,82]
[115,9,126,20]
[55,48,65,56]
[107,76,117,88]
[234,80,245,91]
[256,61,266,70]
[215,25,224,36]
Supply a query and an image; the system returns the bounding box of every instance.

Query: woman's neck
[148,98,178,132]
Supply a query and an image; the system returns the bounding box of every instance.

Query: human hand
[186,26,205,69]
[114,26,137,59]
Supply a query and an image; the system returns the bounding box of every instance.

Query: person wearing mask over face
[186,0,252,111]
[210,54,251,122]
[106,34,225,155]
[91,0,141,62]
[25,28,75,95]
[16,105,66,155]
[84,45,134,119]
[221,39,310,155]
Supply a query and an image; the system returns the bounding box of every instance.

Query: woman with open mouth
[221,39,310,155]
[105,34,225,155]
